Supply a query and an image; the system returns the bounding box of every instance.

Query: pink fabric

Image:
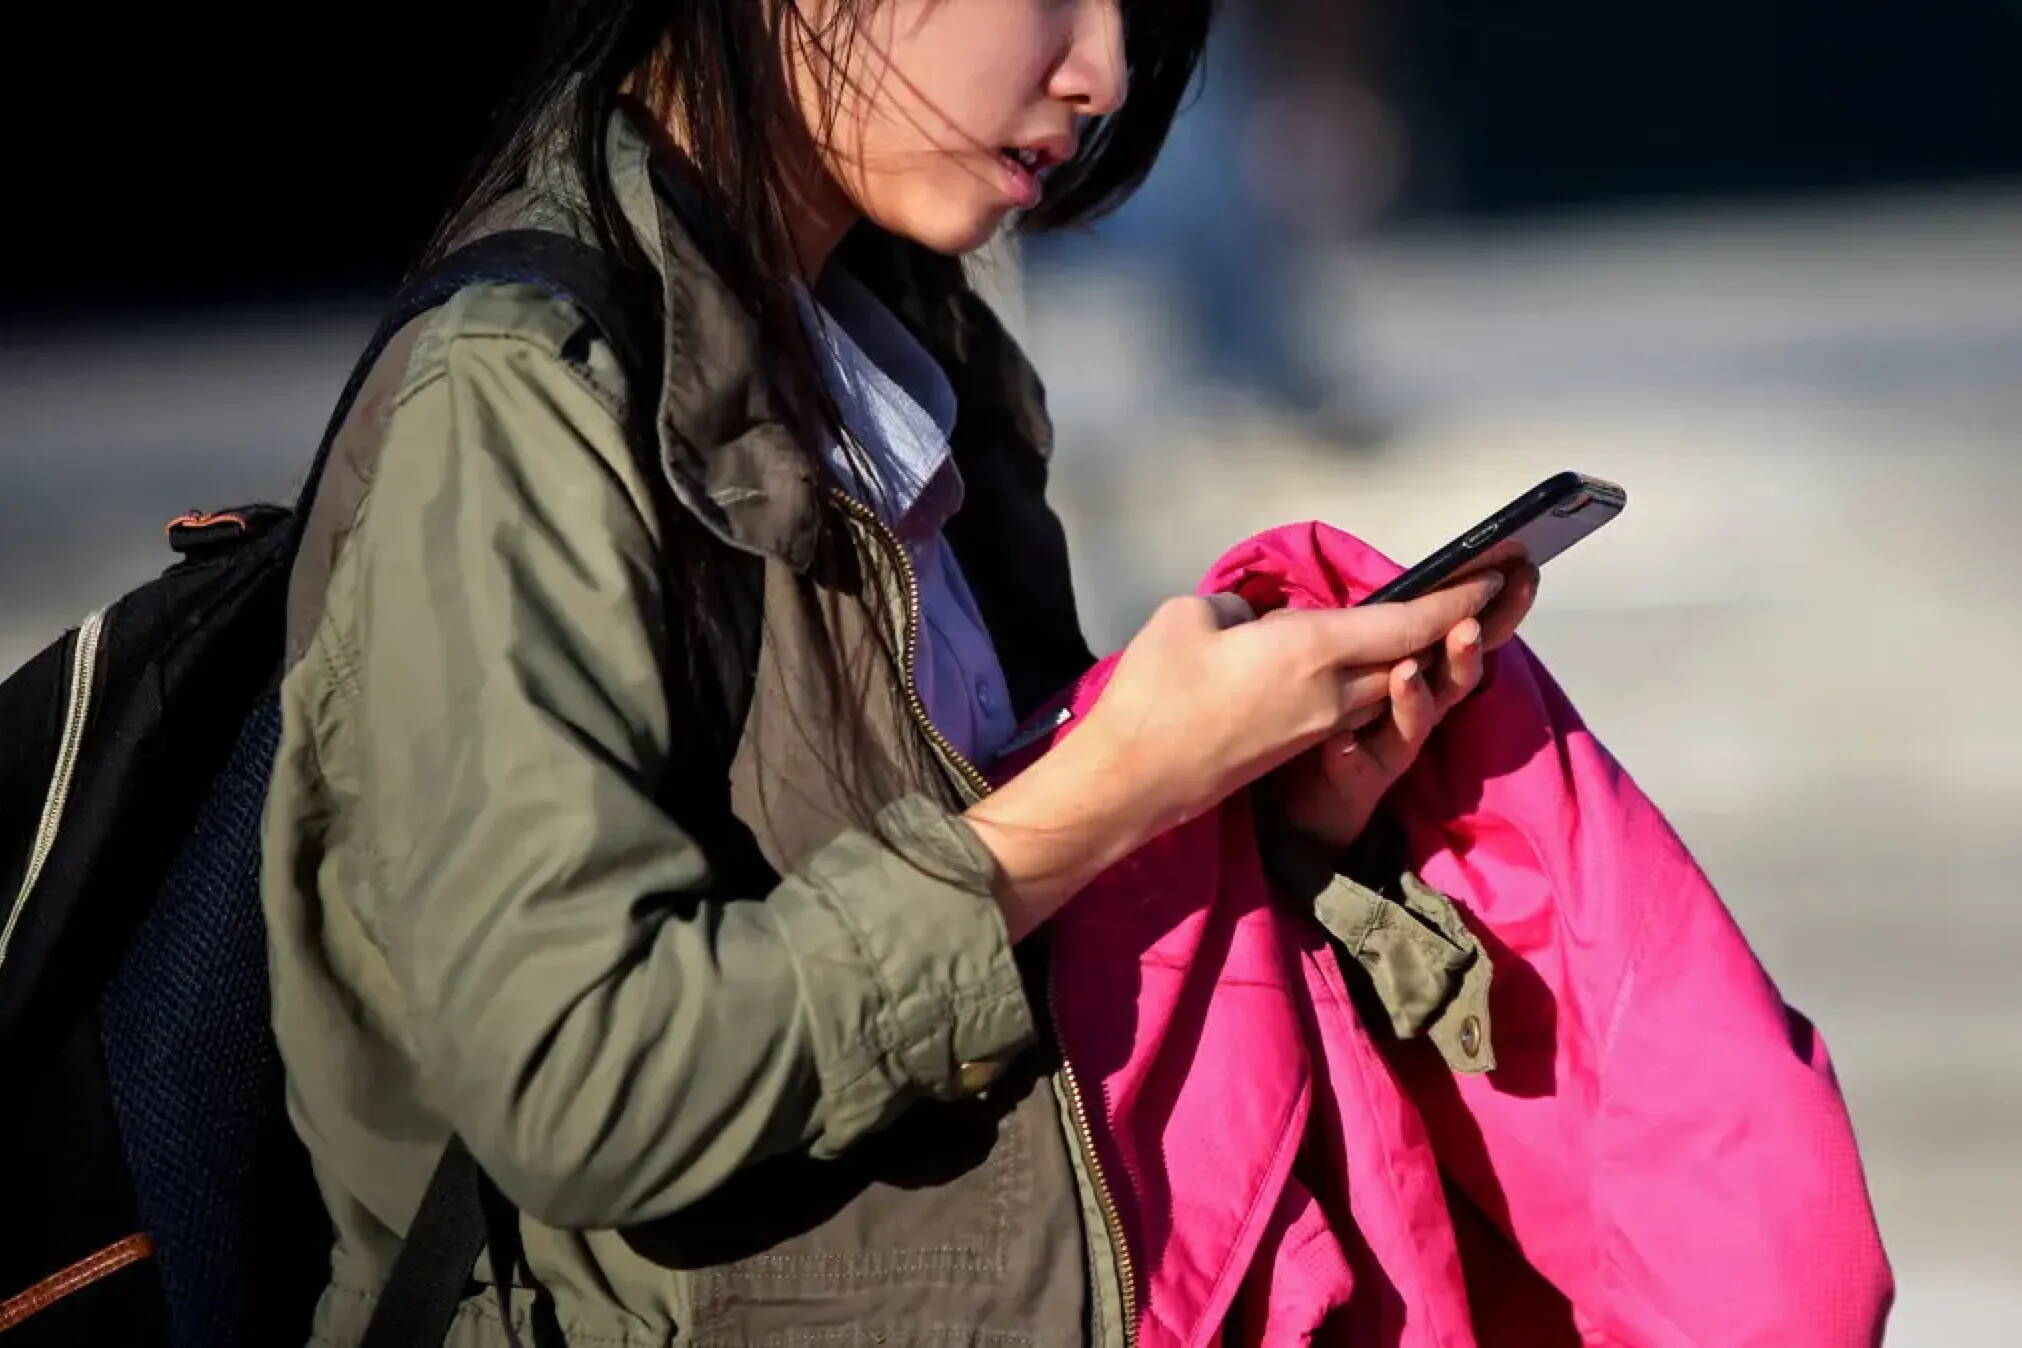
[1002,522,1892,1348]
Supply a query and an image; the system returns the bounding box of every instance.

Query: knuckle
[1296,624,1340,675]
[1147,595,1205,635]
[1402,615,1444,652]
[1262,615,1325,675]
[1312,709,1352,744]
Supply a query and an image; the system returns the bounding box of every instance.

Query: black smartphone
[1356,472,1626,606]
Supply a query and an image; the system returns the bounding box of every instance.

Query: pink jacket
[1008,523,1891,1348]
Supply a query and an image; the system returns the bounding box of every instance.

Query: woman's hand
[1074,571,1517,830]
[1273,562,1540,852]
[968,570,1514,939]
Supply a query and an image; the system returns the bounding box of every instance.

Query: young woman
[262,2,1537,1343]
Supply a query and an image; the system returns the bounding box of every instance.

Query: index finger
[1298,570,1509,667]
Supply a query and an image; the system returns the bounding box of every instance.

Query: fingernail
[1482,571,1506,598]
[1460,620,1483,649]
[1396,658,1420,683]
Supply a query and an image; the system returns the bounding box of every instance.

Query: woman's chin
[889,206,1013,258]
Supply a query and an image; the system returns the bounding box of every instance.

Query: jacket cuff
[774,793,1037,1152]
[1313,869,1496,1073]
[1261,811,1496,1074]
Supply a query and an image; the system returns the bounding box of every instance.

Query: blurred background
[5,1,2018,1338]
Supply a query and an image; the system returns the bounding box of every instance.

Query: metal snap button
[955,1058,1006,1095]
[1458,1014,1483,1060]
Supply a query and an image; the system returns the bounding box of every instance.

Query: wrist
[1042,716,1179,853]
[964,723,1168,937]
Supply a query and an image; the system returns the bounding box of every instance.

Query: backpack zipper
[0,607,108,980]
[829,489,1139,1345]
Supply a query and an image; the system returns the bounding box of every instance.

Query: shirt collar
[797,265,960,530]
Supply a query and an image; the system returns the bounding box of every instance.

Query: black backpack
[0,231,658,1347]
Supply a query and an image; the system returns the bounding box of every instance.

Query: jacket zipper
[1047,972,1139,1345]
[828,489,993,802]
[0,607,107,980]
[829,489,1139,1344]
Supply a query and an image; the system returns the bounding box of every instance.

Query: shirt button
[976,679,1001,716]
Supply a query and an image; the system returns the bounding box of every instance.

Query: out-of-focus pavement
[5,187,2019,1340]
[1028,187,2022,1343]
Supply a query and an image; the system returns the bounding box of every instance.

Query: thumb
[1203,591,1257,630]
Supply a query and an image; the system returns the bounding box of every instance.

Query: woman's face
[791,0,1128,258]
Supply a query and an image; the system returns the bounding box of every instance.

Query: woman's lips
[996,149,1044,210]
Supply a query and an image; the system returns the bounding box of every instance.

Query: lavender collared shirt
[797,268,1021,766]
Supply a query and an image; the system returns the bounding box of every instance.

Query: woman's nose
[1049,0,1128,117]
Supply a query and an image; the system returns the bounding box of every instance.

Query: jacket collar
[521,98,821,567]
[515,98,1055,573]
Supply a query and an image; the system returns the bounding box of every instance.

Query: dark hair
[424,0,1215,848]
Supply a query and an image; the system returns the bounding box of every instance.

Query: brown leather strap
[0,1234,154,1333]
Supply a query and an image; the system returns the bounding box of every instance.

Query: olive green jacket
[262,103,1491,1348]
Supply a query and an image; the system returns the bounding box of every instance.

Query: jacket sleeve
[333,320,1034,1230]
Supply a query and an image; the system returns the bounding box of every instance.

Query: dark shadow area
[1391,0,2022,217]
[1445,1177,1581,1346]
[10,0,2017,322]
[620,1065,1030,1269]
[4,0,544,317]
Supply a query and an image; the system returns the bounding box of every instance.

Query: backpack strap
[296,229,658,522]
[339,231,655,1348]
[358,1137,492,1348]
